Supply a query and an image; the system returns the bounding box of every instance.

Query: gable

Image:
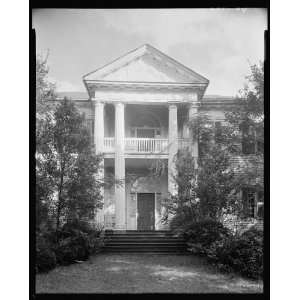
[83,44,209,84]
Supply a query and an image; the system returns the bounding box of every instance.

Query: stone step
[103,248,189,254]
[106,242,186,246]
[105,240,186,244]
[105,231,177,235]
[103,244,187,250]
[103,230,187,253]
[101,251,190,255]
[105,233,181,238]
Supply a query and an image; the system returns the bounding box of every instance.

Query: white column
[168,103,178,196]
[94,101,105,226]
[94,101,105,153]
[114,102,126,230]
[188,103,198,165]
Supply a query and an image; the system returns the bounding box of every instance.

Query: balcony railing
[125,138,169,153]
[103,137,191,154]
[103,137,115,152]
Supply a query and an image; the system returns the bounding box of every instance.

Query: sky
[33,9,267,97]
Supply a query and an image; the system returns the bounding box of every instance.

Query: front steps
[103,230,188,254]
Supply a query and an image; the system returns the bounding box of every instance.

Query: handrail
[103,137,191,153]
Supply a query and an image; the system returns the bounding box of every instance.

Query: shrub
[183,219,231,255]
[168,208,195,233]
[54,231,90,265]
[36,220,105,271]
[54,220,105,265]
[36,232,56,273]
[216,226,263,279]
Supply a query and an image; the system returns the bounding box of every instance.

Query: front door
[137,193,155,230]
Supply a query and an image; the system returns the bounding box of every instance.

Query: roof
[83,44,209,85]
[54,91,236,106]
[56,91,89,100]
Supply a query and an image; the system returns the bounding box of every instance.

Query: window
[257,190,264,219]
[242,188,256,218]
[241,123,264,155]
[242,188,264,219]
[214,121,222,143]
[241,124,256,154]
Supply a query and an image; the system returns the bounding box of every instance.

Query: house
[56,44,263,231]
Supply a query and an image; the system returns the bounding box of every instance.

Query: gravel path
[36,254,263,293]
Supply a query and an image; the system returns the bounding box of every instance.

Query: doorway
[137,193,155,230]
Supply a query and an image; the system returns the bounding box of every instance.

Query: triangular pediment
[83,44,209,84]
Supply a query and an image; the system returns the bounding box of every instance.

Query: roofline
[82,43,209,84]
[82,44,146,80]
[202,99,239,106]
[84,80,208,89]
[145,44,209,84]
[49,98,91,103]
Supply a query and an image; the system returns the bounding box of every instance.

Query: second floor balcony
[103,137,192,154]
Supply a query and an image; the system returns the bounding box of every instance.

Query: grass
[36,253,263,293]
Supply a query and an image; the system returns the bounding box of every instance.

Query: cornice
[84,80,207,92]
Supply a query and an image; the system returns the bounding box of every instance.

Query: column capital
[94,100,106,106]
[168,103,178,109]
[114,101,127,108]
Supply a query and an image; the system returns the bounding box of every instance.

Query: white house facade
[56,44,263,231]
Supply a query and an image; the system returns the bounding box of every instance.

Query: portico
[84,44,209,230]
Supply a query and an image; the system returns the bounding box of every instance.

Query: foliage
[54,230,90,265]
[185,225,263,279]
[225,62,264,189]
[162,127,240,227]
[216,226,263,279]
[184,220,230,267]
[36,231,57,273]
[161,63,265,227]
[36,52,56,117]
[36,221,105,272]
[36,99,103,230]
[183,219,230,245]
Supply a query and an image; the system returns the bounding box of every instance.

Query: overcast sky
[33,9,267,96]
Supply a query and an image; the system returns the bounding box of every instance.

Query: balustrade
[103,137,191,153]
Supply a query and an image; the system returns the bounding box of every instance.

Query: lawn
[36,253,263,293]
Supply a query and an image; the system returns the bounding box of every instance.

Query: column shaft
[114,102,126,230]
[188,104,198,160]
[168,104,178,196]
[94,101,105,225]
[94,101,105,153]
